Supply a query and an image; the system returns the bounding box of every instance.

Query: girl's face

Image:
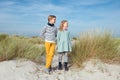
[63,22,68,30]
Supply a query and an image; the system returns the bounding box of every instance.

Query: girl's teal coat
[57,30,72,52]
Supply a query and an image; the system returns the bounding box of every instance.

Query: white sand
[0,55,120,80]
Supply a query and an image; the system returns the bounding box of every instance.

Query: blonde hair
[48,15,56,21]
[59,20,68,31]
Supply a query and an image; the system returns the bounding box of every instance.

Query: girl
[57,20,72,71]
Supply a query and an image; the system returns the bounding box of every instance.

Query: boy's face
[49,18,56,24]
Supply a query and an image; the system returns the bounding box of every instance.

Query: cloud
[59,0,113,6]
[0,0,120,36]
[0,0,72,16]
[0,1,15,6]
[0,0,73,25]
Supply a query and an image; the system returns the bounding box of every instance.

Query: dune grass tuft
[70,30,120,67]
[0,34,45,63]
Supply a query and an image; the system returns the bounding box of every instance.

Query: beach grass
[13,35,44,44]
[0,32,120,67]
[114,38,120,45]
[0,34,45,63]
[70,30,120,67]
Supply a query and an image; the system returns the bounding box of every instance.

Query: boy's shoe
[64,62,69,71]
[58,62,62,70]
[49,65,52,72]
[43,68,50,74]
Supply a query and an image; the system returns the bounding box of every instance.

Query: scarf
[47,22,54,27]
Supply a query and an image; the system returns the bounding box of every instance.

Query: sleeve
[68,31,71,40]
[41,26,46,39]
[57,30,60,44]
[55,27,58,37]
[68,31,72,44]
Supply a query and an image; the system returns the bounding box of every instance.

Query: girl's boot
[58,62,62,70]
[64,62,68,71]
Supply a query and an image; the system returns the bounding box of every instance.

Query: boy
[41,15,57,74]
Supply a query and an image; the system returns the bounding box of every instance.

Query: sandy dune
[0,55,120,80]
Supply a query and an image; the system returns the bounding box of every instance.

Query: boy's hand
[55,45,58,50]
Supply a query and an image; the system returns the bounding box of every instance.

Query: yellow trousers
[45,42,56,68]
